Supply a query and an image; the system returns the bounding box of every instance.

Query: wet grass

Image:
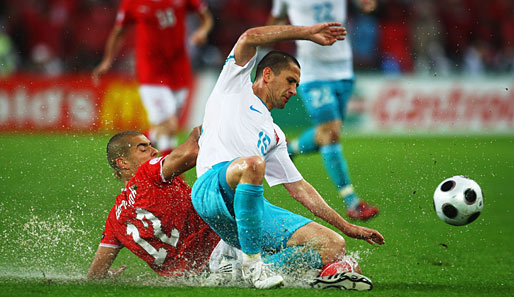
[0,133,513,296]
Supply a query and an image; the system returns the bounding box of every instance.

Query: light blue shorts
[298,79,354,125]
[192,161,311,254]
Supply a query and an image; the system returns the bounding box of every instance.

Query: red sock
[319,259,354,277]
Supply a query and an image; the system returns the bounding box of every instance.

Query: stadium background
[1,0,513,133]
[0,0,513,296]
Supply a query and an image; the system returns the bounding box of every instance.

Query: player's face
[268,63,300,110]
[126,135,159,172]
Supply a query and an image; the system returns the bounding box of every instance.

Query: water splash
[0,205,373,288]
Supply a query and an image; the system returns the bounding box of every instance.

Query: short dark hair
[255,50,300,80]
[106,131,142,179]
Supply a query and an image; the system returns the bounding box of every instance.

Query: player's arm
[233,23,347,67]
[190,7,214,46]
[87,246,126,280]
[161,126,201,180]
[92,24,126,85]
[283,179,385,246]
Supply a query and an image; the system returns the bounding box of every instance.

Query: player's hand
[344,224,385,246]
[107,265,126,278]
[308,22,346,46]
[92,61,112,86]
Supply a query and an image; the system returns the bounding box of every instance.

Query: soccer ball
[433,176,484,226]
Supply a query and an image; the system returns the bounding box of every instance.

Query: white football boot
[203,255,242,286]
[309,271,373,291]
[217,255,242,282]
[242,260,284,289]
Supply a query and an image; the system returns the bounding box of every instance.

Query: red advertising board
[0,75,150,132]
[2,74,512,133]
[355,76,514,133]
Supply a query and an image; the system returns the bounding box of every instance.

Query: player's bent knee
[311,226,347,264]
[316,126,341,145]
[325,126,341,143]
[228,156,266,186]
[289,222,347,265]
[239,156,266,176]
[321,234,346,264]
[327,132,340,144]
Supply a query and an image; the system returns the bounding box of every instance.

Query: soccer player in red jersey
[87,127,221,279]
[92,0,213,155]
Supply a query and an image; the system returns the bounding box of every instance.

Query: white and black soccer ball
[433,176,484,226]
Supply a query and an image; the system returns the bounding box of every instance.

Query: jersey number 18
[156,8,176,28]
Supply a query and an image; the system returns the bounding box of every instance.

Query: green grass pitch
[0,133,513,296]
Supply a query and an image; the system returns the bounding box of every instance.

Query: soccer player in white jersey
[268,0,379,220]
[192,23,384,290]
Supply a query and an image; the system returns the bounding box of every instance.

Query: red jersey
[100,155,219,277]
[116,0,206,89]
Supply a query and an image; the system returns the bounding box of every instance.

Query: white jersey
[271,0,353,82]
[196,49,302,187]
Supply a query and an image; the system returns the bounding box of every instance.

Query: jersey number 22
[126,208,180,265]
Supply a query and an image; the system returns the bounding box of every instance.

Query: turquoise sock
[320,144,360,208]
[263,246,322,273]
[234,184,264,255]
[288,127,318,156]
[320,143,351,188]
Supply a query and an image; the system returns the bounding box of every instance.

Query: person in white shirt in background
[267,0,379,220]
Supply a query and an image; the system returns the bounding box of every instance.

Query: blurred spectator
[495,0,514,73]
[30,43,63,76]
[410,0,450,75]
[207,0,272,57]
[1,0,513,75]
[377,0,414,74]
[67,0,118,72]
[6,0,77,74]
[438,0,474,70]
[0,22,18,77]
[348,3,379,70]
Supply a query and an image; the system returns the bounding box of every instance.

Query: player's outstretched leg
[319,142,379,220]
[316,114,379,219]
[278,223,374,290]
[289,124,379,220]
[293,79,380,220]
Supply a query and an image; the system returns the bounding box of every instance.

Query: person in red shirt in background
[92,0,213,155]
